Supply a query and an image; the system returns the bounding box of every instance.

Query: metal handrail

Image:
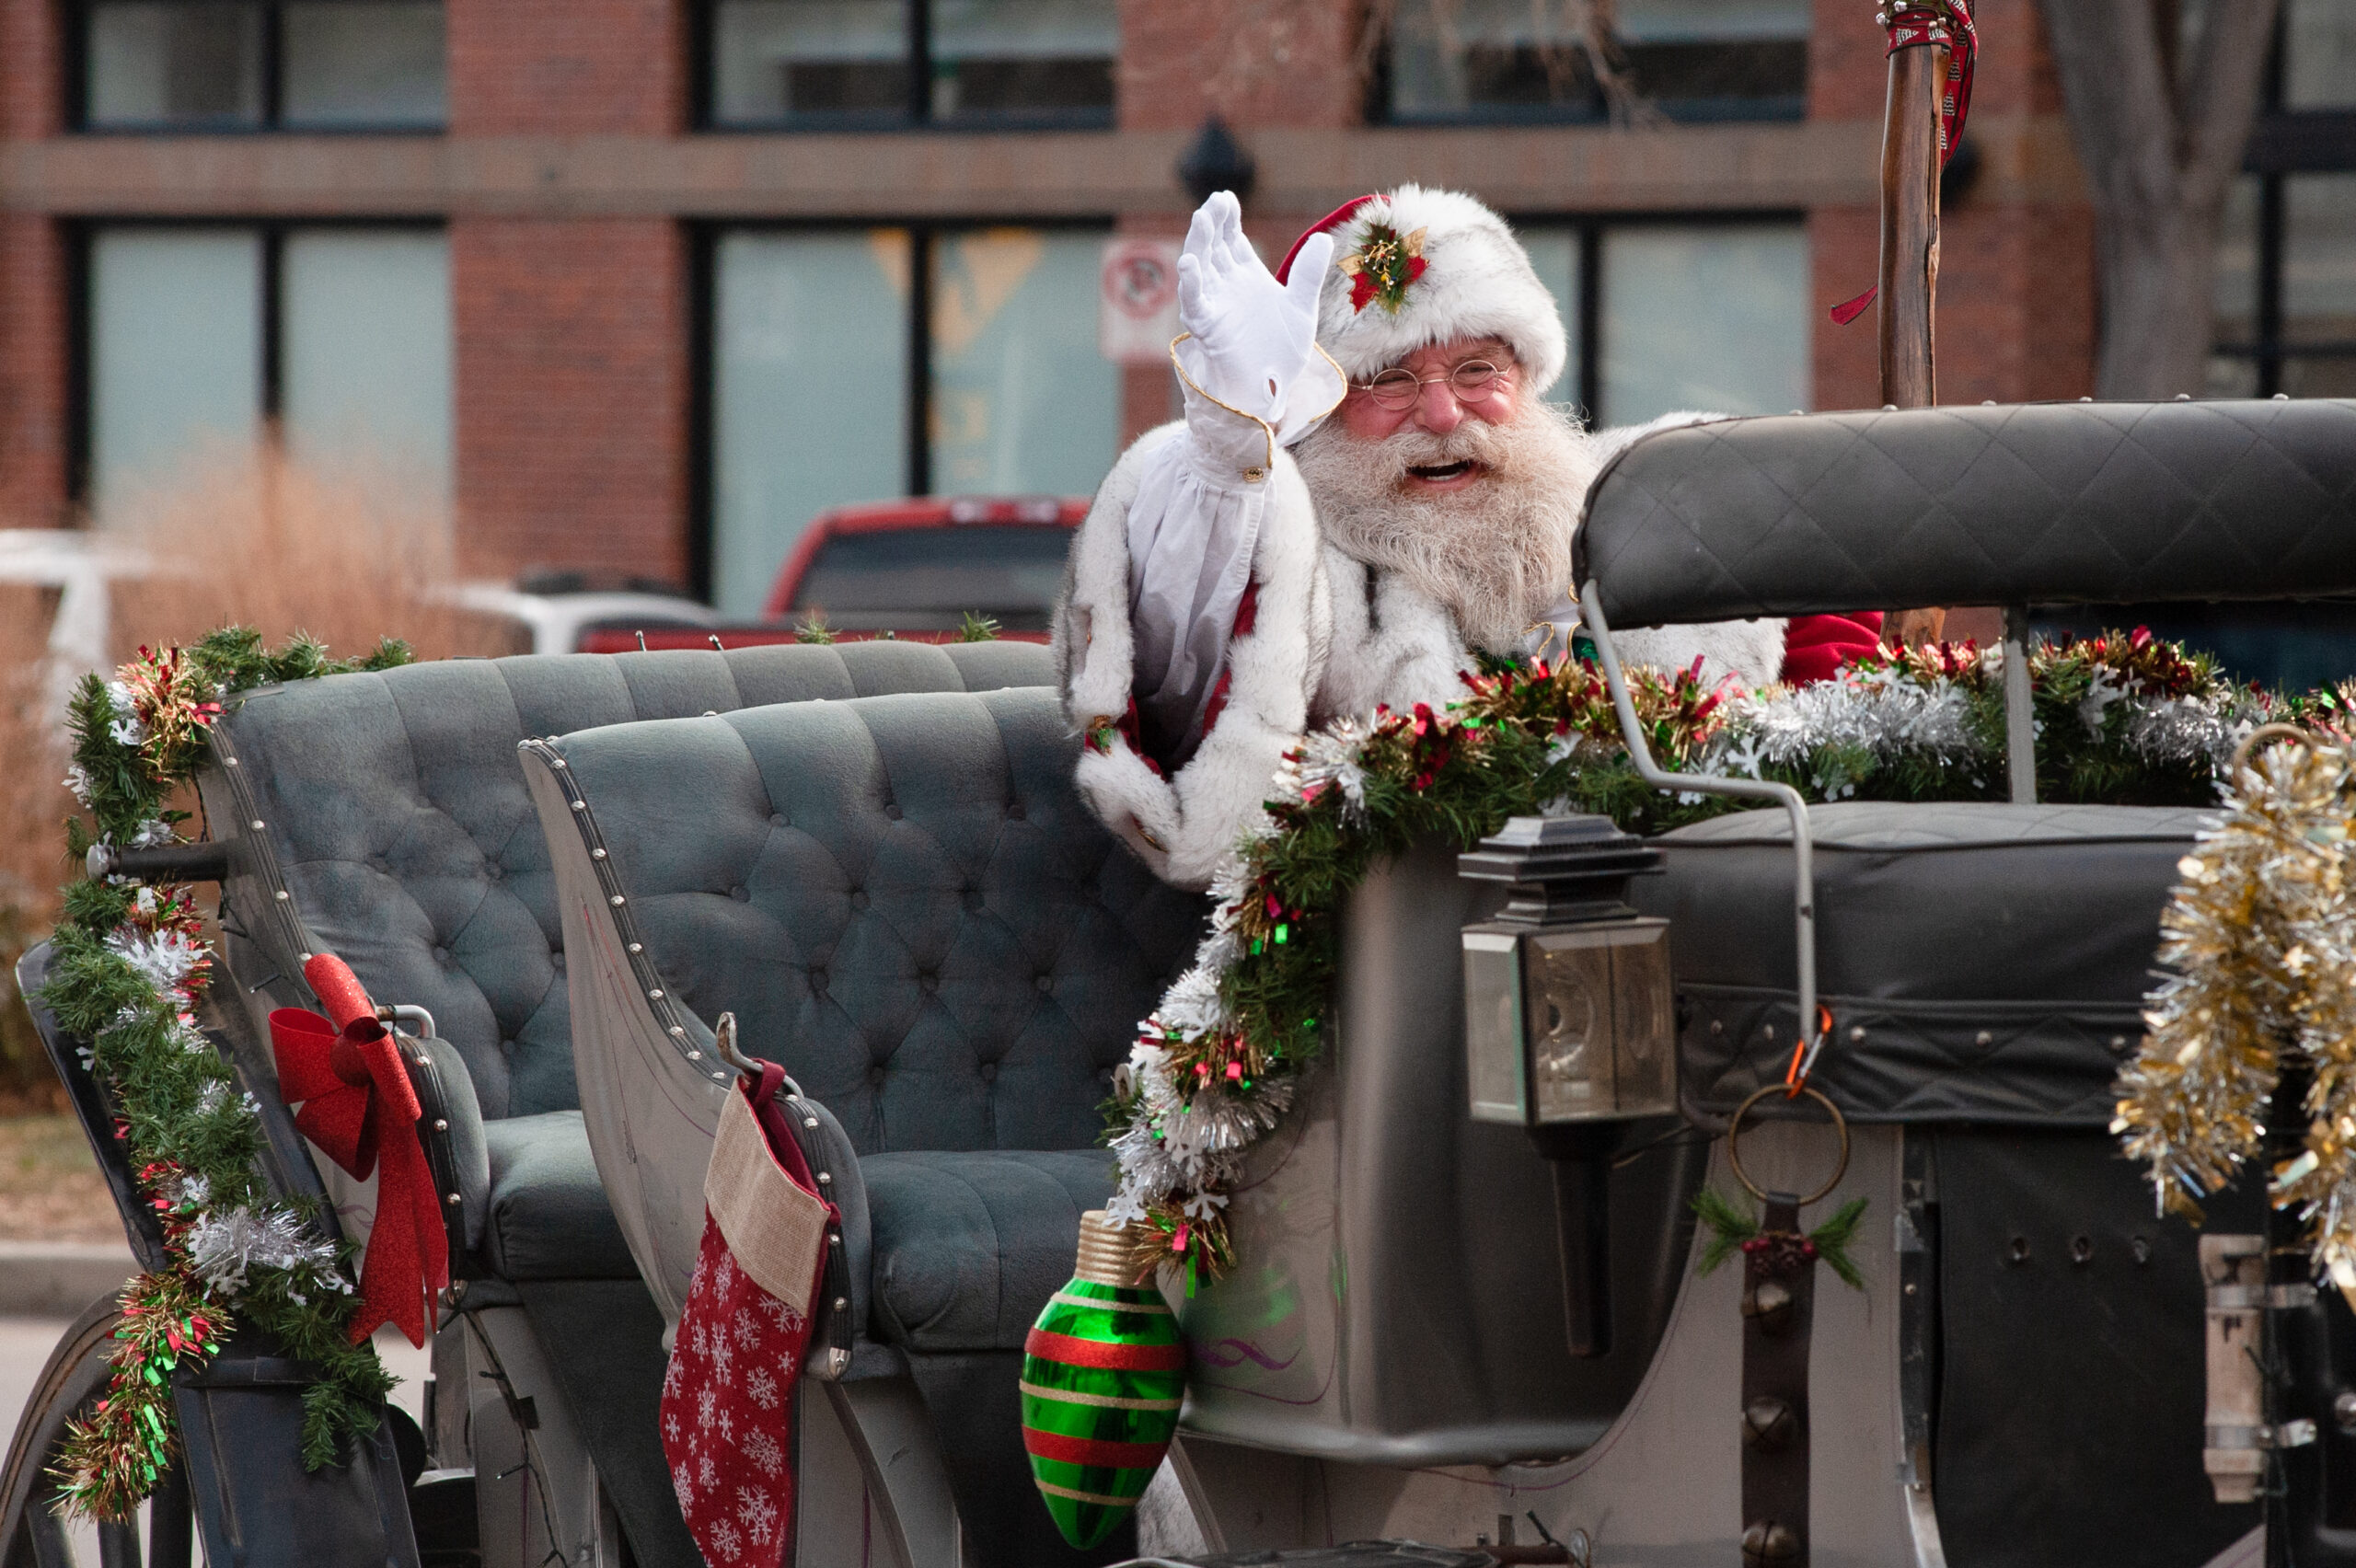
[1578,582,1826,1082]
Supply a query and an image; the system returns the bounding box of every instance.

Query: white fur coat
[1054,421,1786,889]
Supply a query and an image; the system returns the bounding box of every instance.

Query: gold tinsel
[2115,732,2356,1302]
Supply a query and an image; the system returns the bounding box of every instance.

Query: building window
[1517,217,1809,426]
[2213,0,2356,396]
[1383,0,1807,124]
[702,0,1116,129]
[84,225,451,515]
[707,225,1117,615]
[78,0,446,131]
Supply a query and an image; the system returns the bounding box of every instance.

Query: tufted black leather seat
[542,686,1203,1334]
[203,641,1055,1279]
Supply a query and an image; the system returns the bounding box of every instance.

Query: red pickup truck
[580,495,1087,652]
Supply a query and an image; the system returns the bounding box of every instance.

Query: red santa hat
[1276,185,1570,399]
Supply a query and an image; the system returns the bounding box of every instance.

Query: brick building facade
[0,0,2119,601]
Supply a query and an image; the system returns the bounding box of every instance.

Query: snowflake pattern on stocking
[659,1201,826,1568]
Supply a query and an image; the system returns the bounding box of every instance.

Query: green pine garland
[1106,630,2356,1279]
[40,628,414,1520]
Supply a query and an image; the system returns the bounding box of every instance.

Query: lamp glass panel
[1463,932,1527,1124]
[1525,929,1615,1121]
[1607,922,1677,1116]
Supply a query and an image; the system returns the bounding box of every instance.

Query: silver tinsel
[1105,1041,1294,1224]
[1704,666,1983,798]
[1275,718,1373,821]
[184,1205,341,1295]
[105,680,146,748]
[104,925,204,1003]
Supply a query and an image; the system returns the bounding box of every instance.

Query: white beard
[1292,399,1600,655]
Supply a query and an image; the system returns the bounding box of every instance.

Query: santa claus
[1054,185,1878,887]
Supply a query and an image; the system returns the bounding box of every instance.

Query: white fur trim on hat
[1306,186,1569,399]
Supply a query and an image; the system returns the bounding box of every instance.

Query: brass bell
[1741,1276,1795,1336]
[1740,1519,1799,1565]
[1742,1394,1798,1450]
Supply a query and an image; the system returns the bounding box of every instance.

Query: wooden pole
[1877,40,1946,409]
[1879,34,1952,649]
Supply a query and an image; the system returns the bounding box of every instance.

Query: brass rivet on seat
[250,820,264,830]
[817,1171,832,1185]
[1849,1026,1866,1043]
[434,1119,448,1131]
[446,1193,460,1205]
[276,891,290,901]
[669,1025,686,1037]
[1975,1030,1993,1046]
[610,895,626,906]
[804,1117,819,1129]
[592,847,607,859]
[628,942,643,953]
[687,1050,702,1060]
[648,987,664,999]
[572,800,586,812]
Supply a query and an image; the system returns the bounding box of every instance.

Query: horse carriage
[6,396,2353,1568]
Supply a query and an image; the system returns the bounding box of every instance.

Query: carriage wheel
[0,1295,194,1568]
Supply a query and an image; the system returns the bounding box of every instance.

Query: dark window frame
[1371,5,1807,129]
[691,214,1114,602]
[1504,207,1810,426]
[66,215,447,502]
[65,0,448,135]
[691,0,1116,133]
[2219,14,2356,393]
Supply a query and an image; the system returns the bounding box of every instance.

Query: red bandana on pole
[271,954,449,1346]
[1831,0,1979,326]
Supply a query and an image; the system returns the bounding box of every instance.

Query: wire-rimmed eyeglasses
[1349,358,1513,412]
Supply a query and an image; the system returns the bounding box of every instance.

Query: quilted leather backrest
[210,641,1052,1119]
[1576,399,2356,628]
[549,687,1205,1156]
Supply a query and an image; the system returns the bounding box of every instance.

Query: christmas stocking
[661,1061,841,1566]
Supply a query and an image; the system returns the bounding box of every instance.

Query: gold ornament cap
[1073,1210,1143,1287]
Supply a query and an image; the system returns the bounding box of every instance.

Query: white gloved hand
[1175,190,1333,427]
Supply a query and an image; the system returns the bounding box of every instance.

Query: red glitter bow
[1830,0,1979,327]
[271,954,448,1346]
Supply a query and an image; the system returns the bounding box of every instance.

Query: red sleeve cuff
[1779,611,1885,686]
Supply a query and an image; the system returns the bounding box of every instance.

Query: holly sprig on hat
[1338,222,1427,315]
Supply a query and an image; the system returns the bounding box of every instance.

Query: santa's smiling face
[1334,337,1523,478]
[1296,330,1598,654]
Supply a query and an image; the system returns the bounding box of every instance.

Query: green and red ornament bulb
[1021,1210,1185,1549]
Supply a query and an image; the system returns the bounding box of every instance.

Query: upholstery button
[850,889,869,909]
[484,863,504,882]
[979,1063,998,1082]
[729,885,750,902]
[1034,974,1052,993]
[551,951,565,971]
[868,1066,886,1087]
[810,967,828,994]
[770,813,788,828]
[884,802,903,821]
[433,946,451,964]
[961,886,983,910]
[919,973,938,994]
[1006,803,1025,822]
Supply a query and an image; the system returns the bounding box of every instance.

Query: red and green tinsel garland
[1103,632,2356,1282]
[40,629,414,1520]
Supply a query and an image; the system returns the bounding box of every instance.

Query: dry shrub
[0,585,72,1110]
[109,437,514,663]
[0,438,515,1107]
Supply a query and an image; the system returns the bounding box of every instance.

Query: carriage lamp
[1461,814,1675,1358]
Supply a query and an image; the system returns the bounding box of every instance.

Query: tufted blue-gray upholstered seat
[202,640,1057,1284]
[541,687,1204,1336]
[535,686,1205,1565]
